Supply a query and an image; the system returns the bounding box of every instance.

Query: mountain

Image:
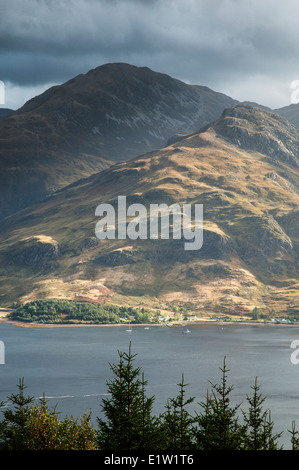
[275,103,299,128]
[0,108,13,119]
[0,104,298,319]
[0,63,238,221]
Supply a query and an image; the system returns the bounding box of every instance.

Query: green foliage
[242,377,282,450]
[0,380,95,450]
[24,397,96,450]
[0,378,34,450]
[9,299,154,324]
[159,374,196,449]
[0,348,298,450]
[288,421,299,450]
[96,342,160,450]
[195,357,245,450]
[251,306,261,320]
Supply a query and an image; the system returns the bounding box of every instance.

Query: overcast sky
[1,0,299,110]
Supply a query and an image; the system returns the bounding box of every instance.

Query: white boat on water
[182,329,191,334]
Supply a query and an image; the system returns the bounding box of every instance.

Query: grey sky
[1,0,299,110]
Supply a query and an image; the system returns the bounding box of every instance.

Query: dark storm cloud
[1,0,299,108]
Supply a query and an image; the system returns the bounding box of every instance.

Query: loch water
[1,322,299,449]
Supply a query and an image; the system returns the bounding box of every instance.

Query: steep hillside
[0,63,237,220]
[0,105,298,319]
[275,103,299,129]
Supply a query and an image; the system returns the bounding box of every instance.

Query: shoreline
[0,316,298,329]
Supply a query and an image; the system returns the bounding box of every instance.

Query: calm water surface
[1,322,299,448]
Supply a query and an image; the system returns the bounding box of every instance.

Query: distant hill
[0,63,238,220]
[0,105,297,318]
[0,108,13,118]
[275,103,299,128]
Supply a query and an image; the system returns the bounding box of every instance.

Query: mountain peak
[0,62,237,221]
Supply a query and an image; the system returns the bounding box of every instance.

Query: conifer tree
[288,421,299,450]
[160,374,195,449]
[96,342,159,450]
[242,377,282,450]
[0,378,34,450]
[195,357,244,450]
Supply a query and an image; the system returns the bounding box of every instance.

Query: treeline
[1,343,299,451]
[8,299,153,324]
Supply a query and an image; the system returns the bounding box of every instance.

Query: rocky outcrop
[235,215,293,261]
[147,228,234,263]
[5,235,59,269]
[212,105,299,168]
[94,248,136,267]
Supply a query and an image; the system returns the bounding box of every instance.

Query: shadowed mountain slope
[0,63,237,220]
[0,109,13,119]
